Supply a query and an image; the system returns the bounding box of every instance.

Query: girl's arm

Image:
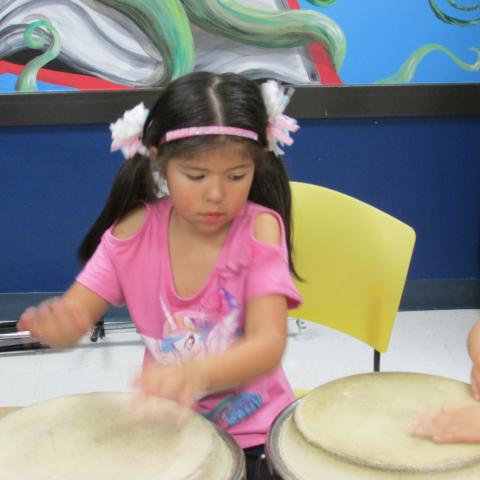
[201,294,288,389]
[136,294,288,409]
[468,321,480,400]
[468,321,480,362]
[17,282,109,349]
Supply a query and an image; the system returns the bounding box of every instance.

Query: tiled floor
[0,310,479,407]
[284,309,479,390]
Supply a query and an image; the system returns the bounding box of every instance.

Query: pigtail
[249,151,300,280]
[77,153,157,264]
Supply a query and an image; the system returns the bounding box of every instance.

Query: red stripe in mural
[0,60,131,90]
[285,0,342,85]
[286,0,301,8]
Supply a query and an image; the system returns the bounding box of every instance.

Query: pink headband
[162,126,259,144]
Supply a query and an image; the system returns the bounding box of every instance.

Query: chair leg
[374,349,381,372]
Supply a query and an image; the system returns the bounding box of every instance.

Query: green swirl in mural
[428,0,480,26]
[94,0,195,85]
[181,0,346,70]
[16,20,61,92]
[306,0,337,6]
[448,0,480,12]
[376,44,480,84]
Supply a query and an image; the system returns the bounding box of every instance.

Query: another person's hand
[410,404,480,443]
[133,360,210,423]
[471,355,480,400]
[18,297,92,349]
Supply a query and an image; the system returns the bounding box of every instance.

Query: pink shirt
[77,197,302,448]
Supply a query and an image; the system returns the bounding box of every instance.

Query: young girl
[18,71,302,479]
[411,321,480,443]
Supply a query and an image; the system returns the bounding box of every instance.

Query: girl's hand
[471,356,480,400]
[410,405,480,443]
[17,297,92,349]
[133,360,209,422]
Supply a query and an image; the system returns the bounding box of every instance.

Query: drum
[266,372,480,479]
[0,392,245,480]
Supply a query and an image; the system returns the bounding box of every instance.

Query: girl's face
[164,142,255,236]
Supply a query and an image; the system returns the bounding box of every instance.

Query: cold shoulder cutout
[253,212,281,246]
[111,204,147,239]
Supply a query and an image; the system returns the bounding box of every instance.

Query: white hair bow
[110,102,150,159]
[261,80,299,156]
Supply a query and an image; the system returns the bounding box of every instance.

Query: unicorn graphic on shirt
[141,288,241,364]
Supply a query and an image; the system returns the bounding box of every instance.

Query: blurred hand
[17,297,92,349]
[410,404,480,443]
[133,360,209,425]
[471,355,480,400]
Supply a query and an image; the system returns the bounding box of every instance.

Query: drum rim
[265,399,301,479]
[213,423,246,480]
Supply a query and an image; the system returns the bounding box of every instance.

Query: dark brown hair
[78,71,298,278]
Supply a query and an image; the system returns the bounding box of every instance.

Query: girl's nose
[205,177,224,203]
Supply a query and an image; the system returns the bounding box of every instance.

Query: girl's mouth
[202,213,223,223]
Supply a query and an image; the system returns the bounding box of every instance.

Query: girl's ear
[150,146,167,177]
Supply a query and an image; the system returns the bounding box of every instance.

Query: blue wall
[286,116,480,280]
[1,116,480,293]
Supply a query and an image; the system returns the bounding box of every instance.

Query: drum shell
[214,423,247,480]
[265,400,301,479]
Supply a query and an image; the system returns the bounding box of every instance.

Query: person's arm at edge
[468,321,480,400]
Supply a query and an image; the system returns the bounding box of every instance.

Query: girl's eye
[186,174,205,181]
[229,174,246,181]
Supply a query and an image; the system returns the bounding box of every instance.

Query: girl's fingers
[46,302,70,340]
[17,298,91,349]
[132,363,201,428]
[31,304,55,340]
[410,416,433,436]
[410,410,450,438]
[18,307,37,331]
[433,432,454,443]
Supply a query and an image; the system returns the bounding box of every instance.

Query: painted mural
[0,0,478,93]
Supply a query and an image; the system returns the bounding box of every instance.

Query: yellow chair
[289,181,416,374]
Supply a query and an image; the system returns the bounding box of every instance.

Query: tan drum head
[0,392,243,480]
[271,405,480,480]
[294,373,480,472]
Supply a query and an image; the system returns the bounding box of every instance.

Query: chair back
[289,181,415,353]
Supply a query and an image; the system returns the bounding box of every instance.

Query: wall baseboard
[1,279,479,323]
[400,278,480,311]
